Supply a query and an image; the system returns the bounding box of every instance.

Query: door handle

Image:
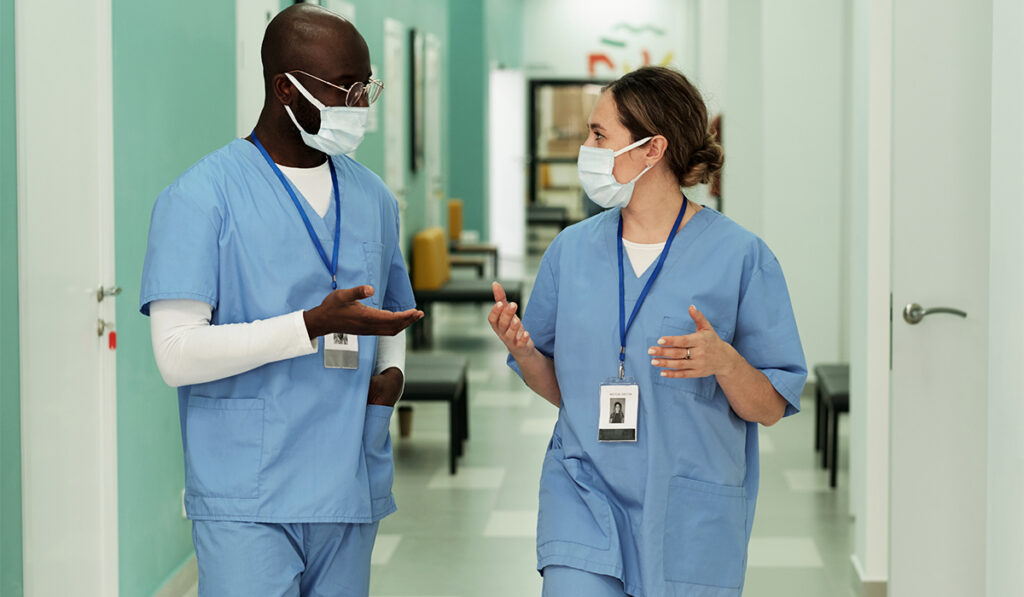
[96,285,122,302]
[902,302,967,325]
[97,318,115,336]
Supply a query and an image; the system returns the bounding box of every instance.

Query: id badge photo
[324,332,359,369]
[598,377,639,442]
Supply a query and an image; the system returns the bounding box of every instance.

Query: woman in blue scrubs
[489,66,806,597]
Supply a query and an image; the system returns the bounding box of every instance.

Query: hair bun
[681,135,724,187]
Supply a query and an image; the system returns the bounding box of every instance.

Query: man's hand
[303,285,423,340]
[367,367,404,407]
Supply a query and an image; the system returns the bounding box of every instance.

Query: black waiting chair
[814,363,849,488]
[401,353,469,475]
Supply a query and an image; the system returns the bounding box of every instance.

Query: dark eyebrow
[589,123,605,131]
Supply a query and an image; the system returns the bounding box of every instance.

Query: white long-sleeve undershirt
[149,298,406,389]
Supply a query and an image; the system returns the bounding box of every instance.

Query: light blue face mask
[577,136,653,209]
[284,73,369,156]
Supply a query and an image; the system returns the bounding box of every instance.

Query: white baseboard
[850,554,887,597]
[154,554,197,597]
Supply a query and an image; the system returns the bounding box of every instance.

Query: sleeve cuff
[290,311,319,355]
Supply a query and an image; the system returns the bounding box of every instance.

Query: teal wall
[446,0,488,240]
[486,0,524,70]
[112,1,236,595]
[0,0,22,593]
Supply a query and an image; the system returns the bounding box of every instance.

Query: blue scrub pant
[541,565,631,597]
[192,520,379,597]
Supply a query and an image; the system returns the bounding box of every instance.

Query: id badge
[598,378,638,442]
[324,332,359,369]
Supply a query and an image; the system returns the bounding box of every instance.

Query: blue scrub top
[140,139,416,523]
[509,205,807,597]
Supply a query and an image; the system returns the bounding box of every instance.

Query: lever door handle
[902,302,967,325]
[97,285,122,302]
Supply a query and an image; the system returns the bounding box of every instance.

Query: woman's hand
[486,281,561,407]
[487,282,535,360]
[649,305,739,379]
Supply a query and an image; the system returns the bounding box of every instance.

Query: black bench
[527,204,573,230]
[402,353,469,474]
[449,254,488,277]
[814,363,849,488]
[450,242,500,278]
[412,279,523,349]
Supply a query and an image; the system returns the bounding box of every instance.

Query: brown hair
[604,66,724,188]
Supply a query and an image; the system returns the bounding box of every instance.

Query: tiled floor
[369,266,855,597]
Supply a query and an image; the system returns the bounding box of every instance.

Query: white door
[424,33,443,229]
[15,0,119,594]
[235,0,278,137]
[488,69,526,263]
[888,0,991,593]
[383,18,407,233]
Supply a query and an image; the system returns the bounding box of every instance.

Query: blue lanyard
[250,133,341,289]
[617,199,687,379]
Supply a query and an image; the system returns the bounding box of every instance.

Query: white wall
[986,0,1024,592]
[520,0,696,80]
[722,0,763,233]
[723,0,845,377]
[695,0,727,116]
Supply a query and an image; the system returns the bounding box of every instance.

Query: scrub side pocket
[663,475,748,588]
[363,404,395,502]
[537,449,613,550]
[654,316,724,400]
[362,241,384,307]
[185,396,264,499]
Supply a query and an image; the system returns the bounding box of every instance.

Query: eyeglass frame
[286,70,384,107]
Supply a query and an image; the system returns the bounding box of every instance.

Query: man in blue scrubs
[140,5,422,595]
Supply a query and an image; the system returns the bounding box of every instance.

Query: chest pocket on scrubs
[663,475,747,588]
[654,316,730,400]
[362,242,384,307]
[185,396,264,499]
[362,404,395,503]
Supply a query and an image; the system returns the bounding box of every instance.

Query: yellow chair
[446,198,500,277]
[447,199,464,245]
[411,227,451,291]
[409,226,523,349]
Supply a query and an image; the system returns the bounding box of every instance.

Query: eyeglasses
[288,70,384,106]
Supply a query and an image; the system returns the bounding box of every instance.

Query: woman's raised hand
[487,281,535,359]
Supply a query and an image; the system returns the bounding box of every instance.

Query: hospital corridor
[2,1,1023,597]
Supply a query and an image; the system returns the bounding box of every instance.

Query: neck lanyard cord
[250,133,341,289]
[617,199,688,378]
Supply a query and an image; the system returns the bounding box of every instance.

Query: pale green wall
[112,1,236,595]
[1,0,22,593]
[486,0,524,70]
[446,0,488,239]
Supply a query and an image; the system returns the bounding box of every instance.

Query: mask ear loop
[284,73,326,110]
[613,136,653,157]
[616,136,655,183]
[628,164,654,184]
